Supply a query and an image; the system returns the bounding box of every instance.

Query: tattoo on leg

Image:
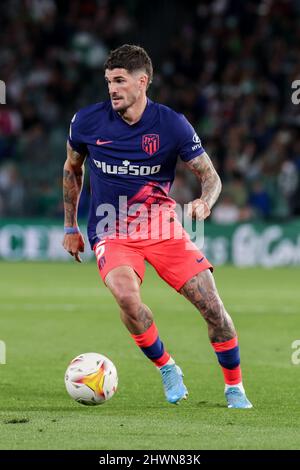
[180,270,236,342]
[137,304,153,332]
[121,303,153,335]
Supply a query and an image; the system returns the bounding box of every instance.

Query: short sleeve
[68,112,88,154]
[176,114,205,162]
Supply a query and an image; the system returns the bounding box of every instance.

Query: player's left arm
[184,152,222,220]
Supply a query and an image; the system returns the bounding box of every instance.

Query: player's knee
[117,290,140,314]
[106,269,141,314]
[109,278,140,314]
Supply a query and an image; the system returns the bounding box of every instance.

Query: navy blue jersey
[68,99,205,248]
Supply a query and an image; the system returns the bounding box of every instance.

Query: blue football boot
[225,386,253,409]
[159,364,188,404]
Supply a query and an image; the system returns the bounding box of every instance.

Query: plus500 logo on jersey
[93,159,161,176]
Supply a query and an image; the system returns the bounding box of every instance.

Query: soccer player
[62,44,252,408]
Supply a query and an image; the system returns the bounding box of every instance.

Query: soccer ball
[65,352,118,406]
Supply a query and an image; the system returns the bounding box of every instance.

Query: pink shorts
[93,222,213,292]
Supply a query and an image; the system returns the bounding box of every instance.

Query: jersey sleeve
[68,112,88,154]
[176,114,205,162]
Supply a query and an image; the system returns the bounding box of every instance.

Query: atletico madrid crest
[142,134,160,156]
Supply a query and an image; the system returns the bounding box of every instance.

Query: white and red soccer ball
[65,353,118,405]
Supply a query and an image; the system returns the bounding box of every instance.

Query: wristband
[64,226,79,234]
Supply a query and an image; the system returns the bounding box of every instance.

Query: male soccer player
[62,44,252,408]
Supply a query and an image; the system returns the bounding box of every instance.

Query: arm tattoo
[69,148,86,166]
[63,148,85,226]
[184,153,222,209]
[180,270,236,342]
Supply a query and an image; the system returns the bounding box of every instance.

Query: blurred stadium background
[0,0,300,264]
[1,0,300,452]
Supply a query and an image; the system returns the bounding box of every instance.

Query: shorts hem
[101,264,144,285]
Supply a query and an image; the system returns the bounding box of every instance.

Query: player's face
[105,68,147,112]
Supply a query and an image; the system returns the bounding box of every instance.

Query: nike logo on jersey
[96,139,113,145]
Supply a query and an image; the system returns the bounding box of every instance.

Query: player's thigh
[105,265,141,295]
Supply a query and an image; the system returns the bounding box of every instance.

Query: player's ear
[139,73,148,90]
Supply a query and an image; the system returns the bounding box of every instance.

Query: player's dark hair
[104,44,153,89]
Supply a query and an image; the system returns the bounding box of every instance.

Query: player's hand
[62,232,85,263]
[187,198,211,221]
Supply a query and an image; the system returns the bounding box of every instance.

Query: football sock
[225,382,245,393]
[131,322,171,367]
[160,357,175,368]
[211,336,242,386]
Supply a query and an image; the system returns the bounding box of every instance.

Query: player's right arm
[62,141,86,262]
[175,112,222,220]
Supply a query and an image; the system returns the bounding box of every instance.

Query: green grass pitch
[0,261,300,450]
